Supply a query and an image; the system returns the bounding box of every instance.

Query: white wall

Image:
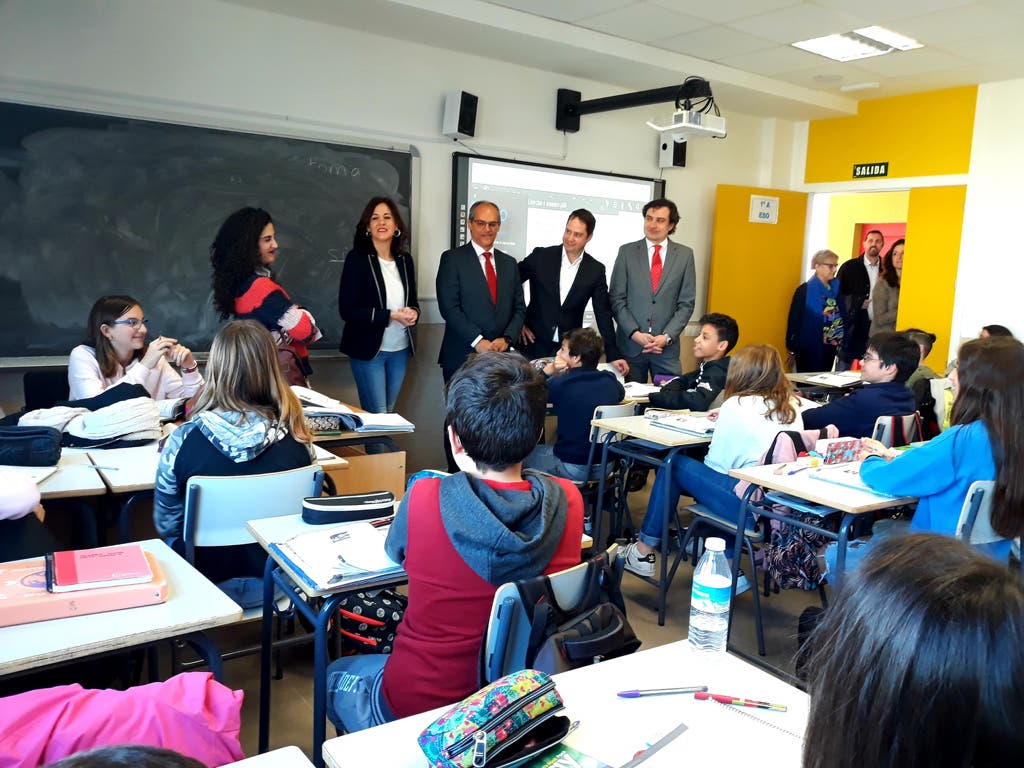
[0,0,777,322]
[952,78,1024,357]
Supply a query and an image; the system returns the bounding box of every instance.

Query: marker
[617,686,708,698]
[695,691,787,711]
[787,465,811,475]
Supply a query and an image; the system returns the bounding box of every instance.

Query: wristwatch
[664,334,672,346]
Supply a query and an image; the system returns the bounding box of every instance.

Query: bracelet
[180,364,199,374]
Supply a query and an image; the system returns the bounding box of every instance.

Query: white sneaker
[623,542,656,578]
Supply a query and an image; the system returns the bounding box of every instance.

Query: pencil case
[417,669,571,768]
[0,426,62,466]
[301,491,395,525]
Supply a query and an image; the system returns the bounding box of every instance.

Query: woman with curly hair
[210,207,321,384]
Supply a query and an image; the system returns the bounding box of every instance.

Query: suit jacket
[518,245,621,360]
[338,247,419,360]
[436,243,526,378]
[608,238,696,359]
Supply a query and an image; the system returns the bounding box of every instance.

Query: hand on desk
[706,408,721,422]
[859,437,898,461]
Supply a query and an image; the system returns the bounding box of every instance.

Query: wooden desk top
[729,463,916,514]
[38,449,108,499]
[88,443,347,494]
[323,641,808,768]
[0,539,242,677]
[590,414,712,448]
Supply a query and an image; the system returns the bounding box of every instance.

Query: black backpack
[485,549,641,679]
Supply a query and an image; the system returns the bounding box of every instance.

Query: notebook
[46,542,153,593]
[0,551,167,627]
[269,520,403,592]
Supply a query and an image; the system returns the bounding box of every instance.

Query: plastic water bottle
[688,537,731,653]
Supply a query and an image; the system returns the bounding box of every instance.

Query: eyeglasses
[470,219,500,230]
[817,262,839,269]
[861,354,880,363]
[111,318,148,329]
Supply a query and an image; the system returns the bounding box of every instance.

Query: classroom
[1,1,1023,766]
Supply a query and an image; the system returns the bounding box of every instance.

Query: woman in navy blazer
[338,197,419,413]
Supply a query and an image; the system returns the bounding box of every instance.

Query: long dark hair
[84,294,145,378]
[803,534,1024,768]
[950,336,1024,538]
[881,238,904,288]
[351,196,408,257]
[210,207,273,320]
[722,345,797,424]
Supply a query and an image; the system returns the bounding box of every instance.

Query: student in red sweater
[326,353,585,733]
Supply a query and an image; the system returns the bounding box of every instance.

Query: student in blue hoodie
[153,320,314,582]
[802,331,917,438]
[523,327,624,481]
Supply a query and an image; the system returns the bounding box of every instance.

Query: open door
[708,185,808,353]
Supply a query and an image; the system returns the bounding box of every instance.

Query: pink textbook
[46,543,153,592]
[0,551,167,628]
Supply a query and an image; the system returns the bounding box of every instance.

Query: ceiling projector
[646,110,727,142]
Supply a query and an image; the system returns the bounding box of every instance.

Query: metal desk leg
[656,447,681,626]
[312,592,346,768]
[726,485,757,644]
[592,436,614,548]
[117,491,153,543]
[258,556,276,754]
[833,513,856,592]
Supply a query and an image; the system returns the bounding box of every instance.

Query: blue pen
[787,465,812,475]
[617,686,708,698]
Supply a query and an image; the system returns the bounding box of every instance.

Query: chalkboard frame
[0,99,413,361]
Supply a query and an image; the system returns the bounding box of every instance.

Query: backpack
[335,588,407,654]
[483,549,641,680]
[912,378,940,439]
[742,430,834,591]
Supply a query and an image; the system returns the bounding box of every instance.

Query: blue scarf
[805,277,843,345]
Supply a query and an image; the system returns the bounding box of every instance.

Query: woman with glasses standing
[68,295,203,400]
[338,197,418,414]
[210,207,321,386]
[786,249,845,372]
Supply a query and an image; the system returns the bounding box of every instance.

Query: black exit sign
[853,162,889,178]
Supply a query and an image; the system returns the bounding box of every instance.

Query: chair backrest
[24,369,70,412]
[580,402,637,477]
[929,377,953,432]
[955,480,999,546]
[871,412,922,448]
[482,543,620,683]
[182,465,323,565]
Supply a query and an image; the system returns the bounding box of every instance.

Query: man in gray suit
[609,198,696,382]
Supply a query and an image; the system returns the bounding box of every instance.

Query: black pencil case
[301,491,396,525]
[0,426,62,466]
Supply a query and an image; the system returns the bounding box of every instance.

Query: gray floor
[209,482,821,761]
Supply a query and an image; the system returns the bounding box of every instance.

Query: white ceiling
[226,0,1024,120]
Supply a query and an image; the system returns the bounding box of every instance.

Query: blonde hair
[192,320,311,443]
[723,345,797,424]
[811,249,839,267]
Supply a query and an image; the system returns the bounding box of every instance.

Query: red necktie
[650,243,663,293]
[484,251,498,305]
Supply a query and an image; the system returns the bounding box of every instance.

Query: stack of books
[0,543,167,627]
[292,386,414,433]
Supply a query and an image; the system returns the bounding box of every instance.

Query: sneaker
[735,571,751,595]
[623,541,656,577]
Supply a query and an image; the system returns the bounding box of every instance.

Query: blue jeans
[823,518,911,576]
[326,654,395,733]
[350,349,410,414]
[639,455,742,548]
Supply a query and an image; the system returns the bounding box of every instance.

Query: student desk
[247,514,406,768]
[37,449,108,500]
[227,746,313,767]
[590,414,712,625]
[0,538,242,679]
[88,443,348,542]
[728,463,915,592]
[322,640,809,768]
[786,371,862,401]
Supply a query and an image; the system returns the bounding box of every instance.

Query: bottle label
[692,580,730,609]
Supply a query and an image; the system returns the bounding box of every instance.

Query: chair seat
[685,503,764,542]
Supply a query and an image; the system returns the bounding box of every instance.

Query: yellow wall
[805,86,977,184]
[900,186,966,370]
[708,185,808,354]
[826,191,909,262]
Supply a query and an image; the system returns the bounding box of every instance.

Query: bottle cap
[705,537,726,552]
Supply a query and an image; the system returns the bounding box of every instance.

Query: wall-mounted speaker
[442,91,478,139]
[658,135,687,169]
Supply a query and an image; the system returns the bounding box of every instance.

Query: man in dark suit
[436,200,526,470]
[837,229,884,369]
[609,198,696,382]
[517,209,628,375]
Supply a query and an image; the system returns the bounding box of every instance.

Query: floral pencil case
[417,669,572,768]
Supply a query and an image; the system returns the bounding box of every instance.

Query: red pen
[695,691,787,711]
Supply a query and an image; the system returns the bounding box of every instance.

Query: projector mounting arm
[555,79,713,133]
